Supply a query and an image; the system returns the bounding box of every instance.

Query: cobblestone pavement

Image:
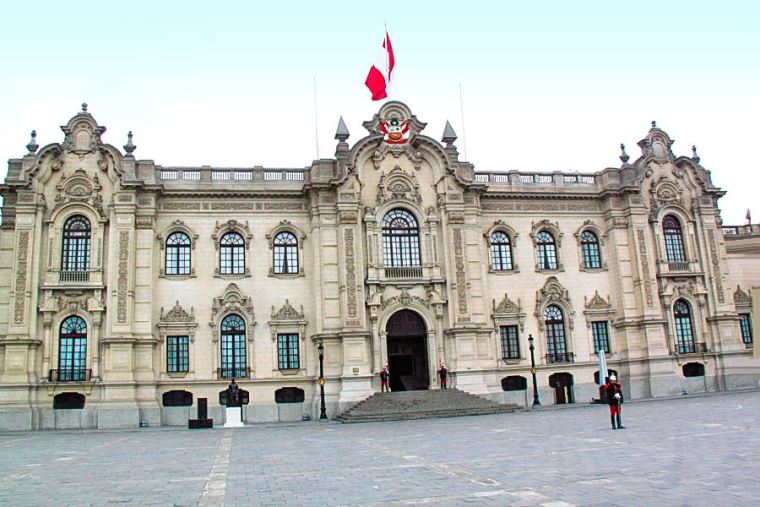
[1,391,759,506]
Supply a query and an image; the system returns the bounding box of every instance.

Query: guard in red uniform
[604,374,625,429]
[380,364,390,392]
[438,361,449,389]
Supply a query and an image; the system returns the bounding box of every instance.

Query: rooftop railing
[473,172,597,186]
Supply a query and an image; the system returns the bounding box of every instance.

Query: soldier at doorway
[438,360,449,389]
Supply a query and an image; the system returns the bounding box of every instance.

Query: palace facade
[0,101,757,430]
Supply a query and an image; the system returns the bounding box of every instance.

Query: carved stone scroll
[13,231,30,325]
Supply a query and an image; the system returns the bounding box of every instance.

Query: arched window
[220,314,247,378]
[220,232,245,275]
[490,231,513,271]
[165,232,191,275]
[59,316,87,381]
[544,305,569,363]
[382,209,421,267]
[674,299,696,353]
[273,231,298,274]
[580,231,601,269]
[663,215,686,263]
[536,230,558,270]
[61,215,91,272]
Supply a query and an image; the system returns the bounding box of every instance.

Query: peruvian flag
[365,30,395,101]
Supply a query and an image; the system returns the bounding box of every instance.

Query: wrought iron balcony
[59,270,91,283]
[667,262,690,272]
[384,266,423,279]
[545,352,575,364]
[217,367,251,380]
[48,369,92,382]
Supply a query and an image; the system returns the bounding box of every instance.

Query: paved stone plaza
[1,391,759,507]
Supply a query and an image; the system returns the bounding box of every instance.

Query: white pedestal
[224,407,244,428]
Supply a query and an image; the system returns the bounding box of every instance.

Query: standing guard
[380,364,390,392]
[603,374,625,429]
[438,360,449,389]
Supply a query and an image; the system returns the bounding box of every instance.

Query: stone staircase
[336,388,521,423]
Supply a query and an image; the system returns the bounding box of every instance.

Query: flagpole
[313,76,320,160]
[459,83,468,160]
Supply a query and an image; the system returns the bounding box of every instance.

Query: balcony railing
[545,352,575,364]
[384,266,423,279]
[59,270,90,283]
[677,342,707,354]
[217,367,251,380]
[668,262,690,272]
[49,369,92,382]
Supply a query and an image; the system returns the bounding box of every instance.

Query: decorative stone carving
[117,231,130,323]
[585,291,612,310]
[734,286,752,307]
[13,231,30,325]
[380,288,429,310]
[211,219,253,248]
[60,104,106,155]
[636,229,654,307]
[492,293,526,331]
[210,283,255,337]
[271,300,305,321]
[707,229,725,304]
[157,219,199,250]
[53,169,104,217]
[535,276,574,329]
[494,293,520,314]
[530,219,562,246]
[453,228,468,314]
[376,166,423,206]
[344,228,358,318]
[160,301,195,323]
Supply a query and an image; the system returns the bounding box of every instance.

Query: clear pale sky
[1,1,757,224]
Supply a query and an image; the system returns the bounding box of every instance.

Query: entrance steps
[336,388,521,423]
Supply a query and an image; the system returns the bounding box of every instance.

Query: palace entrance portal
[386,310,430,391]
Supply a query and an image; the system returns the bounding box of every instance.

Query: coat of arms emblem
[379,117,410,144]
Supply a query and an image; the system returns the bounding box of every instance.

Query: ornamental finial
[691,145,700,164]
[26,130,39,154]
[619,143,629,164]
[123,131,136,156]
[81,102,88,113]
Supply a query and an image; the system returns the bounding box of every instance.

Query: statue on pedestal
[226,378,240,407]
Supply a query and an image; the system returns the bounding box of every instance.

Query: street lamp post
[318,341,327,420]
[528,334,540,407]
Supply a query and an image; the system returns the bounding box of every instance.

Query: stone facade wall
[0,102,757,430]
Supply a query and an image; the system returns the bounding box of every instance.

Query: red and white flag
[365,30,395,101]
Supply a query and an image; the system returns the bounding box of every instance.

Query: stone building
[0,101,757,430]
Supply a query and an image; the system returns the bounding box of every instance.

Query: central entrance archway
[386,310,430,391]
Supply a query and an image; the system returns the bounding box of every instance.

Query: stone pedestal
[224,407,243,428]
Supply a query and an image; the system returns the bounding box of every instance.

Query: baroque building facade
[0,101,757,430]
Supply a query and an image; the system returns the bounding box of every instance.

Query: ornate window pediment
[53,169,105,219]
[583,291,616,327]
[376,166,422,206]
[160,301,196,324]
[535,276,574,330]
[268,300,307,374]
[734,285,752,309]
[266,220,306,277]
[210,283,256,340]
[211,219,253,248]
[492,293,526,330]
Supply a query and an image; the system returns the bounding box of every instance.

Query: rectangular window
[499,325,520,359]
[592,321,610,353]
[277,333,300,369]
[740,314,753,344]
[167,336,189,373]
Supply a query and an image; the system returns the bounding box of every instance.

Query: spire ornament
[123,131,136,157]
[691,145,700,164]
[619,143,629,164]
[26,130,39,154]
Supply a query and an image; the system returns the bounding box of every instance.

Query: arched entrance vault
[383,309,432,391]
